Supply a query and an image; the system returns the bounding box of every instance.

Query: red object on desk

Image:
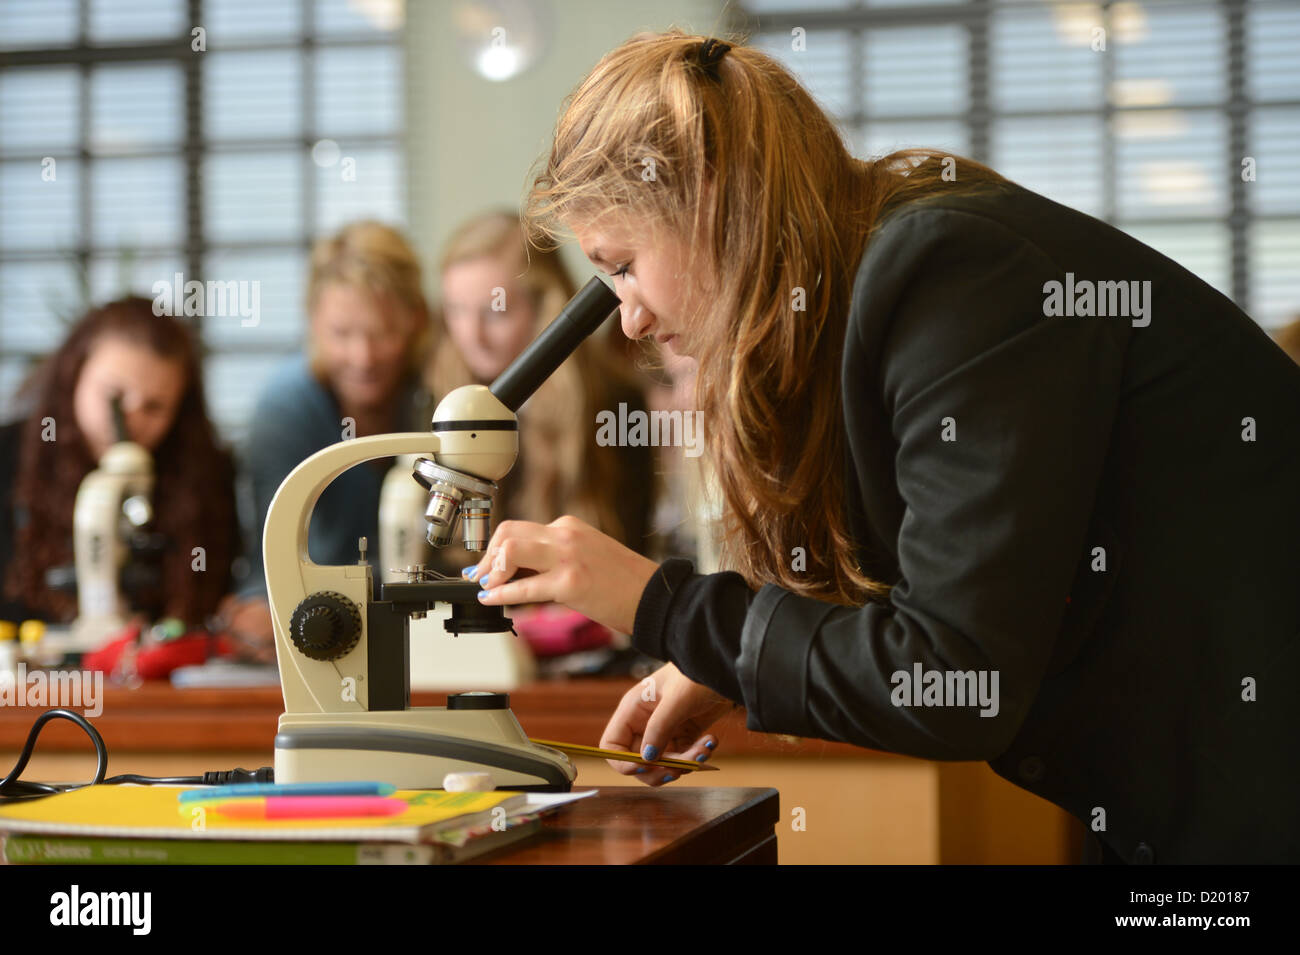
[83,624,235,680]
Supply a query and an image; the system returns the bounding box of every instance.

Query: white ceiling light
[453,0,554,82]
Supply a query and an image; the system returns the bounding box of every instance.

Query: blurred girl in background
[431,210,656,572]
[0,296,239,629]
[222,220,433,658]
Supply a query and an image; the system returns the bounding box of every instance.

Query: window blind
[0,0,407,444]
[740,0,1300,330]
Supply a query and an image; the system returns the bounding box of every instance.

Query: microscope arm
[263,433,442,588]
[264,433,444,713]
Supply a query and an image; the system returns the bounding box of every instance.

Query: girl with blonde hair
[465,31,1300,863]
[222,221,433,658]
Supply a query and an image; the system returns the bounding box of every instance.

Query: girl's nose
[122,412,149,447]
[350,337,378,367]
[621,301,652,340]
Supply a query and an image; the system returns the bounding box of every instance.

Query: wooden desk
[473,787,779,864]
[0,679,1081,863]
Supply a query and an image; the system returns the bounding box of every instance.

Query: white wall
[404,0,726,293]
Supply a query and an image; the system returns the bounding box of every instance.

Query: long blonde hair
[525,29,1008,605]
[431,210,645,546]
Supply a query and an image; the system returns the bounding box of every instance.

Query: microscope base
[273,708,575,792]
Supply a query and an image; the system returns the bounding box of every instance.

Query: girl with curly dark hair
[1,296,240,630]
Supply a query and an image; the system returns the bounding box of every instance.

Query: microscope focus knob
[289,592,362,661]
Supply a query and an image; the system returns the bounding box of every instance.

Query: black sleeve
[632,557,753,701]
[630,206,1126,761]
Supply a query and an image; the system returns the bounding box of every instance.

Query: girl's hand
[465,515,659,635]
[214,595,278,664]
[599,662,733,786]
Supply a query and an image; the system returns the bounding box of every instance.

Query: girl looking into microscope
[0,296,240,632]
[465,31,1300,863]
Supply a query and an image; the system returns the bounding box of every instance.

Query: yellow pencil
[528,738,720,772]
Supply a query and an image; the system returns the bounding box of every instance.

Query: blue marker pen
[178,781,397,802]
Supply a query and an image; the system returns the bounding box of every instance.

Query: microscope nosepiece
[412,458,497,550]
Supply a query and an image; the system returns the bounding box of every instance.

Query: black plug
[199,767,274,785]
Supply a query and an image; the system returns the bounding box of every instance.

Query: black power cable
[0,708,272,802]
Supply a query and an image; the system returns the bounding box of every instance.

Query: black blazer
[631,180,1300,864]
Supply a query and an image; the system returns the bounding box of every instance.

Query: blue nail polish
[696,753,708,762]
[634,767,647,774]
[662,774,676,783]
[704,740,715,749]
[462,565,478,578]
[642,745,659,761]
[477,590,490,600]
[478,573,491,586]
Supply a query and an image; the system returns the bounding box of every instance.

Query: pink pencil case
[511,606,612,658]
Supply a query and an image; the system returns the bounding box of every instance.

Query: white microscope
[53,396,162,652]
[266,277,620,791]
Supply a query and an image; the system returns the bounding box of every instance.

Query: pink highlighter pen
[211,796,408,820]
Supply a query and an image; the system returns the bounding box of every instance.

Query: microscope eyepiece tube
[489,276,620,412]
[110,393,128,444]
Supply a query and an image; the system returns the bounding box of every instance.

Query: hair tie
[697,38,731,77]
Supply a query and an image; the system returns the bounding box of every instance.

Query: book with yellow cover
[0,785,532,844]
